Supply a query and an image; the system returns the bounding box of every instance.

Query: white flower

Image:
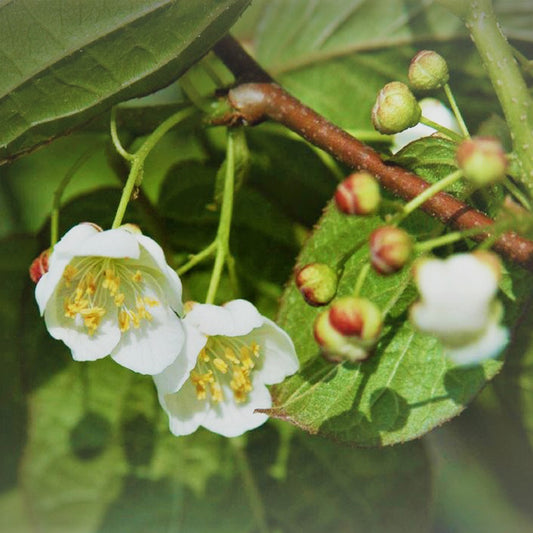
[154,299,299,438]
[35,223,185,375]
[392,98,460,153]
[410,253,508,365]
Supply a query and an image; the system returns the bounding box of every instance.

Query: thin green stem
[177,241,217,276]
[465,0,533,193]
[443,83,470,138]
[111,107,195,229]
[504,176,531,210]
[50,144,102,247]
[398,169,463,221]
[353,262,371,297]
[231,438,270,533]
[419,116,464,143]
[110,107,134,161]
[205,129,235,304]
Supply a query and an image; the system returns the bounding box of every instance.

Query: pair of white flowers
[35,223,299,438]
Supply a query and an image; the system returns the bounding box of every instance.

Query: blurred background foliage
[1,0,533,531]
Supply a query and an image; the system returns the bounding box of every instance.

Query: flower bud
[335,171,381,215]
[408,50,449,91]
[29,248,50,283]
[372,82,421,134]
[472,250,502,282]
[456,137,507,186]
[295,263,338,306]
[370,226,413,275]
[313,297,382,363]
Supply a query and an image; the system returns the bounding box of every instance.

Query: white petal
[252,318,299,384]
[44,294,121,362]
[392,98,460,153]
[185,299,263,337]
[445,321,509,365]
[72,228,140,259]
[158,379,210,436]
[201,380,271,437]
[153,322,207,394]
[111,305,185,375]
[35,254,73,314]
[135,234,183,315]
[52,223,101,256]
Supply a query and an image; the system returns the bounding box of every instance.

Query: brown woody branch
[213,36,533,271]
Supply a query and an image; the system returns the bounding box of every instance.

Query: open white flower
[154,299,299,438]
[410,253,508,365]
[392,98,460,153]
[35,223,185,375]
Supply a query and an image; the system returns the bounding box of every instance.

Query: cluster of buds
[313,297,383,363]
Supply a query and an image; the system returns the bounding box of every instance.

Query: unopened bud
[295,263,338,306]
[472,250,502,282]
[335,172,381,215]
[29,248,51,283]
[456,137,507,186]
[370,226,412,275]
[408,50,449,91]
[313,297,382,363]
[372,82,421,134]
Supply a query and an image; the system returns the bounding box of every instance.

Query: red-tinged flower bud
[313,297,382,363]
[456,137,507,186]
[372,82,421,135]
[335,172,381,215]
[408,50,449,91]
[370,226,413,275]
[295,263,338,307]
[29,248,51,283]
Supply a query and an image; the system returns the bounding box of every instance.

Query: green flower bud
[456,137,507,186]
[335,171,381,215]
[372,82,421,134]
[295,263,338,306]
[370,226,413,275]
[313,297,382,363]
[408,50,449,91]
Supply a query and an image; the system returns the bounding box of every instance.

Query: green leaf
[0,0,251,164]
[265,204,503,446]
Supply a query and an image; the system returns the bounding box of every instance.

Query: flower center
[61,258,159,335]
[190,336,261,404]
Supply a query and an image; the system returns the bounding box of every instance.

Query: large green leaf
[265,201,508,446]
[0,0,250,164]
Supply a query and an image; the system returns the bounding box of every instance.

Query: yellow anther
[240,346,255,370]
[63,265,78,286]
[143,296,159,307]
[213,358,228,374]
[118,310,130,332]
[114,293,125,307]
[250,342,260,357]
[80,307,106,335]
[102,268,120,296]
[224,347,240,364]
[132,270,142,283]
[200,348,210,363]
[131,312,141,329]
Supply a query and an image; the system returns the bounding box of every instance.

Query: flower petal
[44,293,121,361]
[72,228,140,259]
[185,299,263,337]
[158,379,210,436]
[111,304,185,375]
[35,254,73,314]
[202,380,271,437]
[52,223,101,257]
[135,234,183,315]
[154,322,207,394]
[445,320,509,366]
[251,318,299,384]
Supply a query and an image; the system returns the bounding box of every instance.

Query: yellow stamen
[119,310,130,332]
[132,270,142,283]
[80,307,106,335]
[213,358,228,374]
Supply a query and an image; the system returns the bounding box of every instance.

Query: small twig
[213,35,533,271]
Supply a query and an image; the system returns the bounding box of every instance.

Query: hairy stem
[213,35,533,271]
[464,0,533,192]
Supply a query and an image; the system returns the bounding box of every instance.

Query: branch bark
[214,36,533,271]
